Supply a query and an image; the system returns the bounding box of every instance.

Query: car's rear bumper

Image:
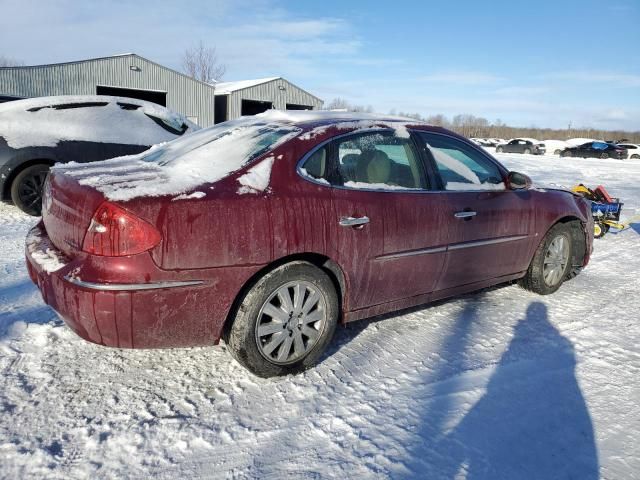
[25,222,259,349]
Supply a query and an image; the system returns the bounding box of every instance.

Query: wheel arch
[543,215,588,272]
[221,252,348,341]
[2,158,55,201]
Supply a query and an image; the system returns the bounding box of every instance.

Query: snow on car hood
[55,118,301,201]
[0,95,198,149]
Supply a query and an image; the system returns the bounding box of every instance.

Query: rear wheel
[496,146,503,153]
[562,150,572,158]
[224,261,339,377]
[10,163,50,216]
[554,149,562,155]
[631,154,639,159]
[519,223,573,295]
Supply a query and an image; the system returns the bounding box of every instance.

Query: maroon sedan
[25,112,593,377]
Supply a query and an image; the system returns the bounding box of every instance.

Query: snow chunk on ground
[237,156,276,194]
[55,119,300,202]
[0,95,198,149]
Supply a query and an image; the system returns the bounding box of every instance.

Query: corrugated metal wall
[226,78,323,119]
[0,55,217,126]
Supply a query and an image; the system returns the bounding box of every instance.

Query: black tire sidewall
[226,261,339,377]
[10,164,50,216]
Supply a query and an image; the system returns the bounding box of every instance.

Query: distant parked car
[542,140,570,156]
[560,142,628,160]
[496,138,546,155]
[26,112,594,377]
[616,143,640,159]
[0,95,199,215]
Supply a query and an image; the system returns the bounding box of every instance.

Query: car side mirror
[507,171,532,190]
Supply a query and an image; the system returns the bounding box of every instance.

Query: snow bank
[0,95,198,149]
[55,118,300,201]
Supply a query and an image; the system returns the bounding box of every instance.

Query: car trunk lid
[42,170,105,257]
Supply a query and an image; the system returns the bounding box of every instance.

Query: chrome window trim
[64,277,204,291]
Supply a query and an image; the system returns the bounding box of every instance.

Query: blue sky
[1,0,639,130]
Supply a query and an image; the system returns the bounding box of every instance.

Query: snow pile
[55,119,301,201]
[25,226,67,273]
[237,155,277,194]
[171,192,206,201]
[0,95,198,149]
[299,120,411,141]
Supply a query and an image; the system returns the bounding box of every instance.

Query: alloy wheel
[18,171,47,212]
[255,281,328,365]
[543,235,570,287]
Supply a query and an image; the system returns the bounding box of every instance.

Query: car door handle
[339,216,370,227]
[454,211,477,219]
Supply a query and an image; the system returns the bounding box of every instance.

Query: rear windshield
[140,118,300,167]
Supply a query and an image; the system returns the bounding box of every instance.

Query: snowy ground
[1,153,639,479]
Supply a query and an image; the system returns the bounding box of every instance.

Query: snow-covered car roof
[0,95,199,149]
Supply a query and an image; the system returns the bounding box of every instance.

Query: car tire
[600,153,609,159]
[10,163,50,216]
[631,154,639,159]
[554,149,561,155]
[223,261,339,377]
[524,148,531,155]
[496,146,503,153]
[562,151,572,158]
[519,223,573,295]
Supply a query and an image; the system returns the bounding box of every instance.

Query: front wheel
[554,149,562,155]
[631,154,639,159]
[496,146,503,153]
[224,261,339,377]
[10,163,50,216]
[524,148,531,155]
[519,223,573,295]
[600,152,609,159]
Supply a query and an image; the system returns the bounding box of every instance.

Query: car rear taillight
[82,202,161,256]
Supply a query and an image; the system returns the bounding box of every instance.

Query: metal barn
[0,54,218,126]
[213,77,323,123]
[0,54,324,127]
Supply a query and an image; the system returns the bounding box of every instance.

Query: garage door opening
[214,95,228,124]
[286,103,313,110]
[241,99,272,116]
[96,85,167,106]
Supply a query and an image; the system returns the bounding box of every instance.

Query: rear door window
[300,131,428,190]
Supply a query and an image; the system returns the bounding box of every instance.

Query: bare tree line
[327,97,640,143]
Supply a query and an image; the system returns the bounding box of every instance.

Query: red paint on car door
[436,190,536,290]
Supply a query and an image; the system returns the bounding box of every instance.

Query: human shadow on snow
[403,301,599,479]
